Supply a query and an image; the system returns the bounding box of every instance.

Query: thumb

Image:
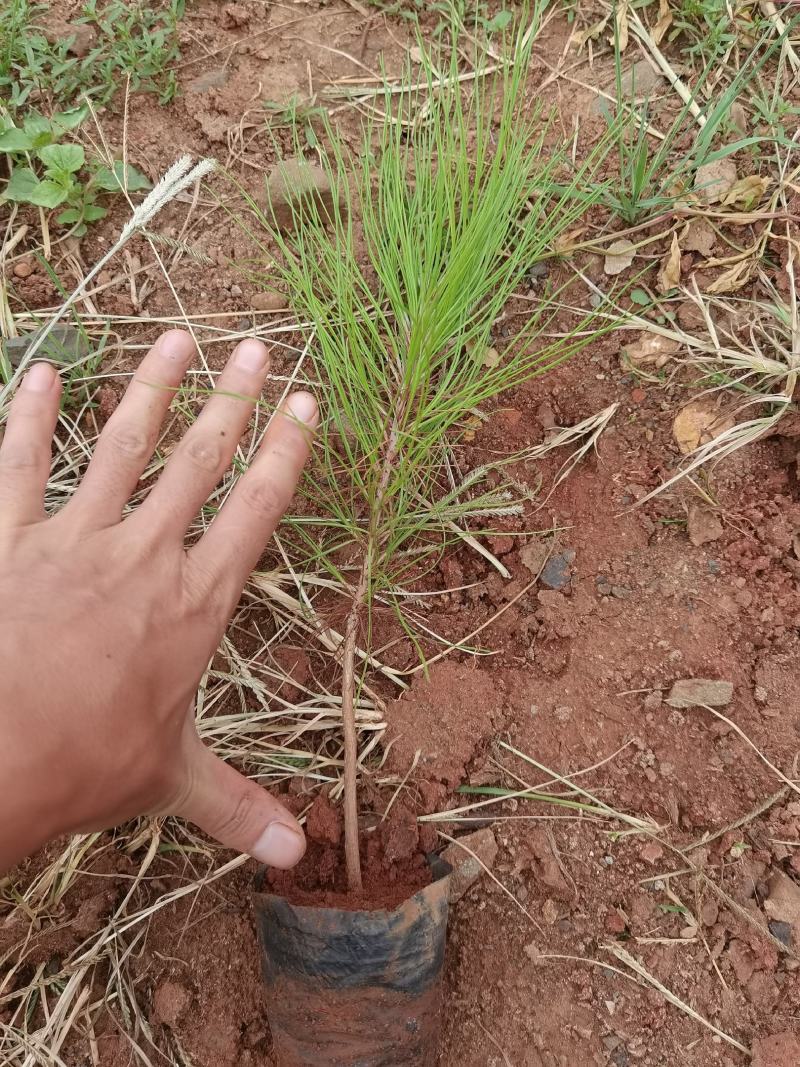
[176,743,306,869]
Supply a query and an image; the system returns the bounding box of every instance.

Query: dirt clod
[688,506,724,546]
[665,678,733,708]
[153,981,192,1027]
[305,793,342,846]
[187,68,229,93]
[441,828,498,903]
[694,158,738,205]
[265,158,343,231]
[752,1032,800,1067]
[764,871,800,944]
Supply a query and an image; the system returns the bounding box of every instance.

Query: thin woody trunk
[341,419,401,893]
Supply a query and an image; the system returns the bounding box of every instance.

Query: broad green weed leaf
[93,161,151,192]
[27,179,69,208]
[51,105,88,133]
[486,10,513,32]
[4,166,40,202]
[0,128,35,152]
[38,143,85,174]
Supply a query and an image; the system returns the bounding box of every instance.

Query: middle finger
[133,339,270,540]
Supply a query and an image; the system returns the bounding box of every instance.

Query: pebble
[665,678,733,709]
[251,290,285,312]
[540,549,576,590]
[4,324,91,368]
[765,871,800,944]
[229,283,243,296]
[640,841,664,865]
[768,920,792,948]
[264,157,345,232]
[12,259,33,279]
[187,67,229,93]
[700,900,719,926]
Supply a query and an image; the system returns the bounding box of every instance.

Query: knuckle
[107,422,151,462]
[239,477,283,518]
[216,787,259,840]
[0,441,47,471]
[184,434,224,474]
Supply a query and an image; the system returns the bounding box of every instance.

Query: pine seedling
[242,14,617,890]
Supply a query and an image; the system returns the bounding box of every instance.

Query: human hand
[0,330,317,873]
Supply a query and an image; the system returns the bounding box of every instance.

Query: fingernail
[286,391,318,426]
[233,339,269,373]
[21,363,55,393]
[158,330,196,363]
[251,821,306,869]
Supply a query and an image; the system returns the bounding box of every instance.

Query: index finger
[185,390,318,594]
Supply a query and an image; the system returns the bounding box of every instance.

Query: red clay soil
[4,2,800,1066]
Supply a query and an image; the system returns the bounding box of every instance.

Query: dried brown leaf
[657,233,681,294]
[574,13,610,49]
[706,259,752,294]
[604,238,636,276]
[721,175,770,211]
[615,0,630,52]
[652,0,673,44]
[621,333,680,369]
[673,399,735,454]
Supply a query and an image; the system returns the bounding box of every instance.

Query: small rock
[264,157,345,232]
[67,22,95,56]
[4,324,91,368]
[764,871,800,944]
[186,68,229,94]
[683,219,716,257]
[727,939,756,985]
[540,549,576,590]
[688,506,724,547]
[520,538,549,576]
[679,924,698,939]
[12,259,33,279]
[754,685,768,704]
[610,585,631,599]
[251,290,285,312]
[153,981,192,1026]
[640,841,664,865]
[700,899,719,926]
[619,59,662,97]
[542,898,559,925]
[752,1032,800,1067]
[666,678,733,709]
[768,920,792,948]
[441,828,498,903]
[229,283,243,297]
[605,909,627,934]
[694,158,738,205]
[730,101,748,135]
